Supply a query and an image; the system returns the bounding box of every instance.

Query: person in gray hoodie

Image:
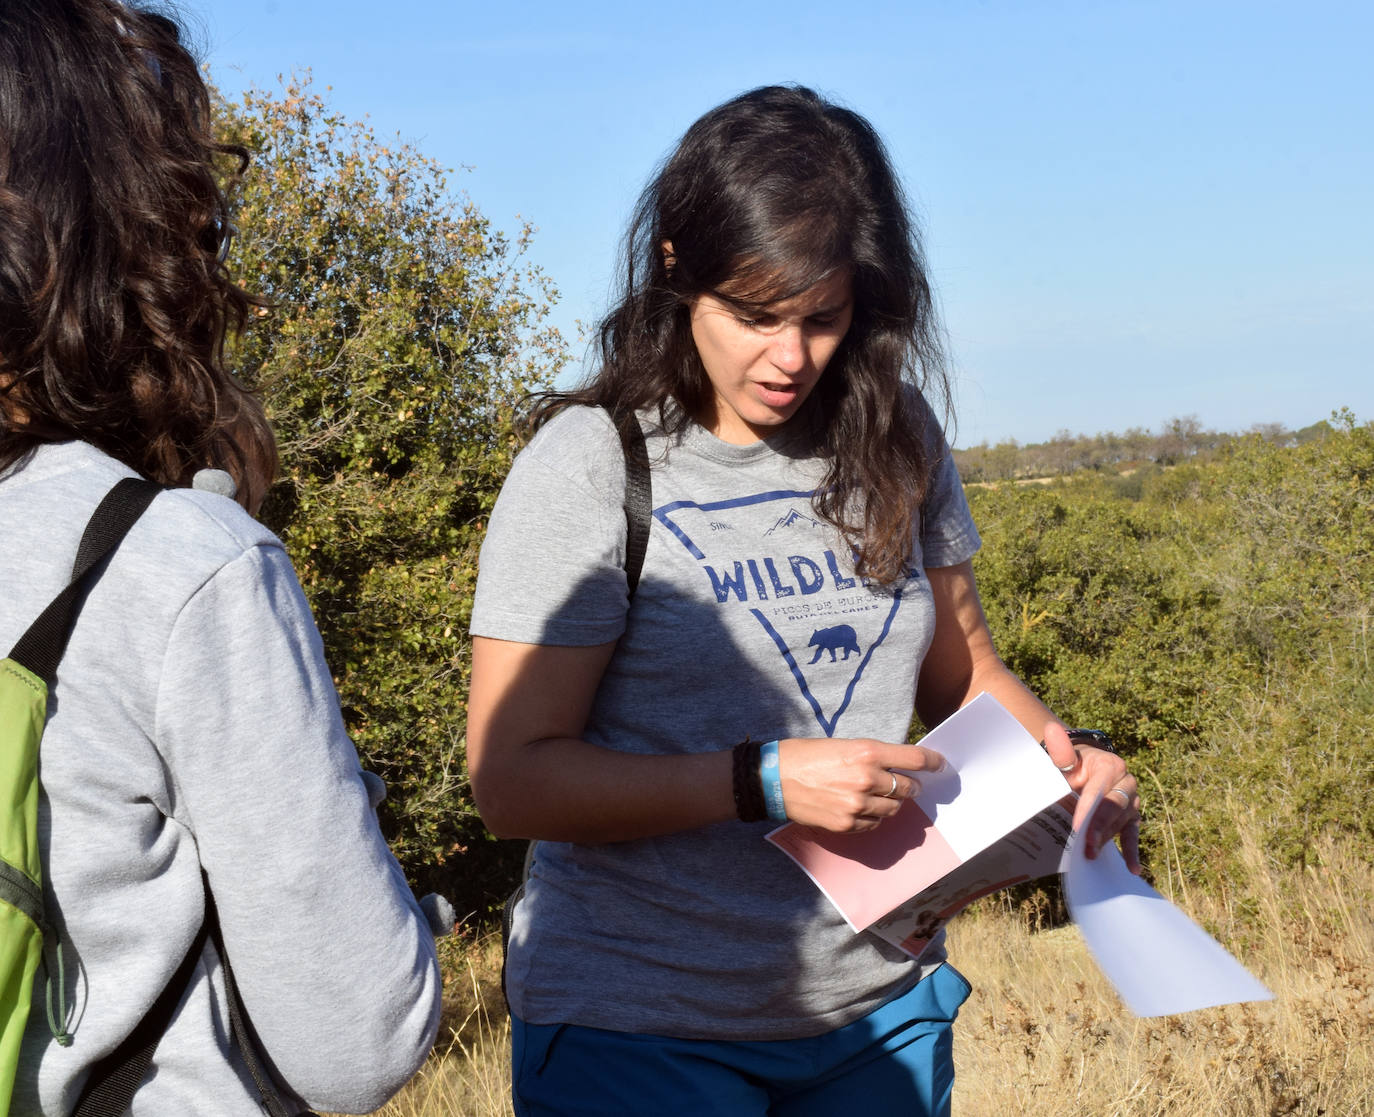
[0,2,442,1113]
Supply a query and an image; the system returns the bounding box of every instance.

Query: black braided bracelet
[1040,728,1121,759]
[731,737,766,823]
[1066,728,1120,756]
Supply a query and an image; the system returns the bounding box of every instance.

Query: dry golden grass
[348,934,513,1117]
[358,817,1373,1116]
[953,820,1374,1116]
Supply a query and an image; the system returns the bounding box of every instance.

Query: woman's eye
[808,315,838,328]
[737,314,778,330]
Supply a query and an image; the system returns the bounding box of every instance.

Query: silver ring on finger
[884,772,899,798]
[1107,786,1132,807]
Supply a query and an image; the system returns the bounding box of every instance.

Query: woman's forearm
[473,732,737,843]
[468,636,739,842]
[468,636,949,843]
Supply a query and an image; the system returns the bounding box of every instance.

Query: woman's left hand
[1041,723,1141,873]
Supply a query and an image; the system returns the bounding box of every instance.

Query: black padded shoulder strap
[502,409,653,1007]
[8,478,161,684]
[204,884,316,1117]
[74,875,315,1117]
[72,920,210,1117]
[606,407,651,597]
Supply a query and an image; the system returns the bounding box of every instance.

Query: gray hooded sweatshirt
[2,442,440,1116]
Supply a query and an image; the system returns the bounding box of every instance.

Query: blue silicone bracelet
[760,740,786,822]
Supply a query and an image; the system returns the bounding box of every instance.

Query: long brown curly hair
[0,0,275,511]
[534,85,952,584]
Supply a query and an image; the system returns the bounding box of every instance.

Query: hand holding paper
[767,694,1273,1017]
[767,694,1067,931]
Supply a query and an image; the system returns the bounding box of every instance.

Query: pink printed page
[765,693,1070,931]
[767,800,963,930]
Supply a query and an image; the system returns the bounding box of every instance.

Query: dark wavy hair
[535,84,951,583]
[0,0,275,511]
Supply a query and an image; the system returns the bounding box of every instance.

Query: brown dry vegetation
[345,815,1372,1117]
[952,821,1373,1116]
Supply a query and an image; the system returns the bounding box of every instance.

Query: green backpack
[0,478,159,1112]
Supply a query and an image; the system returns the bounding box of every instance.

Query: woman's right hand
[777,737,945,832]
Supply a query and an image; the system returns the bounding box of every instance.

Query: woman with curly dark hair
[0,2,273,509]
[0,2,441,1113]
[467,85,1141,1116]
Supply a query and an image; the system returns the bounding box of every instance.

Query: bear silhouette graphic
[806,624,861,663]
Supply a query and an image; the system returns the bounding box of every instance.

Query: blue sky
[190,0,1371,448]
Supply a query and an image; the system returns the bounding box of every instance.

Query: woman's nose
[768,324,806,372]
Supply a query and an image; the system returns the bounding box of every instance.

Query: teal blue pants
[511,962,971,1117]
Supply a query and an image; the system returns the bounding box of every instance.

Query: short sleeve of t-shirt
[470,407,631,646]
[919,440,981,568]
[908,390,980,570]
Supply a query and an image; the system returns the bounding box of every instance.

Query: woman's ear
[661,239,675,274]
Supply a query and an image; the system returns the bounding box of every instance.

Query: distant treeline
[954,415,1338,483]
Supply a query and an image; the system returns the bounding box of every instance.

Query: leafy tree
[1293,419,1333,445]
[215,76,568,916]
[951,417,1313,483]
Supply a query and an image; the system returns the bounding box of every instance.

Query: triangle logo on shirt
[655,491,911,736]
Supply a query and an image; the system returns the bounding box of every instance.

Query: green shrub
[968,416,1373,888]
[216,77,566,916]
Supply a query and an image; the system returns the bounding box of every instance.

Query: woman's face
[689,270,854,444]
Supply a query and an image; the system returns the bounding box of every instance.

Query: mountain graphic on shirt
[655,489,907,736]
[765,506,823,535]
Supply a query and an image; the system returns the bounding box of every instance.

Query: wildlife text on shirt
[655,488,925,736]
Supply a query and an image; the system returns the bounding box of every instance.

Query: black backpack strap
[74,875,316,1117]
[204,883,317,1117]
[608,407,651,597]
[499,840,538,1011]
[8,478,161,682]
[72,922,210,1117]
[21,479,312,1117]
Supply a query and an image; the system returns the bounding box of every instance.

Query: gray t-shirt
[470,403,980,1040]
